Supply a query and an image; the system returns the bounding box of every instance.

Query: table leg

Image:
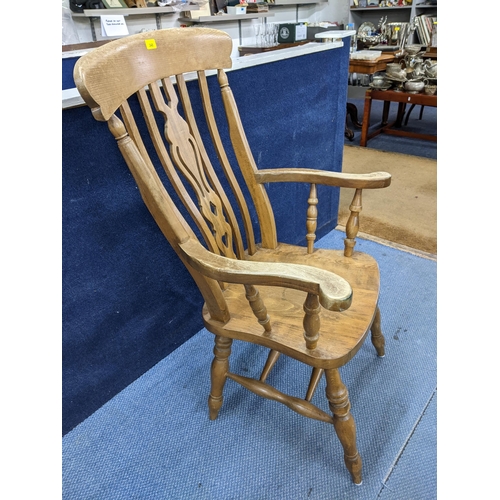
[360,91,373,147]
[395,103,406,127]
[381,101,391,126]
[404,103,416,126]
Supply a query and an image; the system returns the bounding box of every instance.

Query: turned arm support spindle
[253,169,391,258]
[244,284,272,333]
[344,189,362,257]
[306,183,318,254]
[303,292,321,350]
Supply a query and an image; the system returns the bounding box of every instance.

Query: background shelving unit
[268,0,327,22]
[179,0,327,40]
[349,5,412,30]
[71,5,199,41]
[348,2,437,46]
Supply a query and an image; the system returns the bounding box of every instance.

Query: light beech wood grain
[74,28,393,484]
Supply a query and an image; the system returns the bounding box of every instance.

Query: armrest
[178,238,352,312]
[254,168,391,189]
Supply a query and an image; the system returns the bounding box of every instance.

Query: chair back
[74,28,278,321]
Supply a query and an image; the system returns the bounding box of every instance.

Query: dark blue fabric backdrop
[62,42,350,435]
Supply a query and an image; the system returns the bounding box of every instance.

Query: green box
[278,23,307,43]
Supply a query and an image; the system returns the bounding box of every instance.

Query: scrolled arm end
[178,238,352,313]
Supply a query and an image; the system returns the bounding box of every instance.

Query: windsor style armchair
[74,28,391,484]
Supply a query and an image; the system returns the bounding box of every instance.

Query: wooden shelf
[179,13,274,22]
[72,6,197,17]
[270,0,327,4]
[179,0,326,22]
[350,6,412,12]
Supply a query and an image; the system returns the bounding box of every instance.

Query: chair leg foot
[208,335,232,420]
[370,306,386,357]
[325,369,362,484]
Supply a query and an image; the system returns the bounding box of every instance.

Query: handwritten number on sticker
[145,39,157,50]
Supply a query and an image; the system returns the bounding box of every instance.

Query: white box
[227,6,246,14]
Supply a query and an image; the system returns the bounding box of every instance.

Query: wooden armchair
[74,28,391,484]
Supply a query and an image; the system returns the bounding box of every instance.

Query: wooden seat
[74,27,391,484]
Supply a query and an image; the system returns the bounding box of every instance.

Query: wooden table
[346,53,398,140]
[360,89,437,147]
[348,53,397,75]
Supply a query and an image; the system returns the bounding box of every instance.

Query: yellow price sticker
[145,39,157,50]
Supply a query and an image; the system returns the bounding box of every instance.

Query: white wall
[63,0,349,47]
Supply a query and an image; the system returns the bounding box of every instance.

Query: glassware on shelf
[254,21,279,48]
[346,23,357,53]
[431,21,437,47]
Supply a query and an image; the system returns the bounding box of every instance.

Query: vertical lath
[134,84,220,256]
[217,69,278,250]
[157,77,236,257]
[174,73,246,259]
[107,110,229,324]
[119,100,156,173]
[196,70,257,256]
[140,77,237,259]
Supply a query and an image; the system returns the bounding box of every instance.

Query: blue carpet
[345,96,437,160]
[379,392,437,500]
[62,229,437,499]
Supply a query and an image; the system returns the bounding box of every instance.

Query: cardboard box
[226,6,246,14]
[278,23,307,43]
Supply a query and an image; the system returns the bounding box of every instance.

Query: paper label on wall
[295,24,307,41]
[101,16,129,37]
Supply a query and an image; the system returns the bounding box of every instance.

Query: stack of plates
[385,73,407,83]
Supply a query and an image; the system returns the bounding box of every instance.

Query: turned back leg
[370,306,386,357]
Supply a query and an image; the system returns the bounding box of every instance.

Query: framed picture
[102,0,128,8]
[358,0,367,7]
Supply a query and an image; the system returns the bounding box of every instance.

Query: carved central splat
[154,78,235,258]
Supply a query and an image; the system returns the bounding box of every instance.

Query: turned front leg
[208,335,233,420]
[370,306,386,357]
[325,369,362,484]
